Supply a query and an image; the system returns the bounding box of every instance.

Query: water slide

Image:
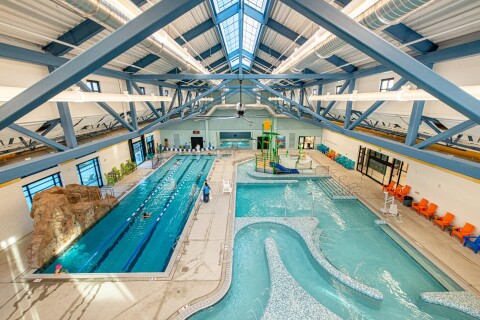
[273,163,299,174]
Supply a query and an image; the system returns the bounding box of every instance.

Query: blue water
[191,162,474,319]
[37,155,214,274]
[219,141,251,149]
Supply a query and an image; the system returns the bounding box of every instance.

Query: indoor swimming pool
[37,154,214,274]
[191,161,474,319]
[218,141,251,149]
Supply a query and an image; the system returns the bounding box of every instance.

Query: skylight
[219,14,239,54]
[213,0,238,13]
[243,15,261,54]
[245,0,267,13]
[212,0,268,71]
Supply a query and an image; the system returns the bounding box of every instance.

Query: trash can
[403,196,413,207]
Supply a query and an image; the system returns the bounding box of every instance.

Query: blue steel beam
[0,0,200,131]
[140,80,232,134]
[43,19,104,56]
[126,81,139,129]
[209,57,228,70]
[216,65,230,74]
[56,102,78,148]
[344,79,356,129]
[283,0,480,125]
[266,19,307,45]
[347,78,409,130]
[258,43,287,61]
[123,54,161,73]
[131,0,149,7]
[194,43,223,60]
[131,81,162,119]
[251,79,342,133]
[321,79,350,117]
[405,100,425,146]
[243,89,300,119]
[8,123,68,151]
[132,73,346,81]
[324,55,357,73]
[383,23,437,54]
[414,120,477,149]
[168,90,178,113]
[175,19,215,46]
[76,81,135,131]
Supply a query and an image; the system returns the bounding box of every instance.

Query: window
[312,89,317,95]
[22,173,63,209]
[213,0,237,13]
[220,14,239,54]
[86,80,101,92]
[380,78,394,92]
[164,90,169,96]
[336,85,343,94]
[77,158,103,187]
[139,86,145,94]
[245,0,267,12]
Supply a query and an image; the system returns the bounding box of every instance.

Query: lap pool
[191,161,474,319]
[36,154,214,274]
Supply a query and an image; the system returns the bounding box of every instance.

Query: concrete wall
[0,139,134,250]
[321,130,480,233]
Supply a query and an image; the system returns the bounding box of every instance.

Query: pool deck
[305,149,480,296]
[1,149,479,320]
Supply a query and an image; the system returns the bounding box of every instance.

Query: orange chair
[389,184,403,197]
[382,181,395,193]
[452,223,476,243]
[412,198,428,213]
[394,185,411,201]
[419,203,437,220]
[433,212,455,231]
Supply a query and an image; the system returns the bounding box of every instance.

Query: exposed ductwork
[53,0,196,73]
[202,104,288,118]
[291,0,433,73]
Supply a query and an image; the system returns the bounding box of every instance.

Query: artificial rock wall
[27,184,117,268]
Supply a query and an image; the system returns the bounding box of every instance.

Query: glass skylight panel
[245,0,267,13]
[231,57,240,68]
[243,56,252,67]
[243,15,261,54]
[213,0,238,13]
[219,14,239,54]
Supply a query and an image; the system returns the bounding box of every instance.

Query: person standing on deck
[203,182,210,202]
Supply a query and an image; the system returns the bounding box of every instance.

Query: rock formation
[27,184,117,268]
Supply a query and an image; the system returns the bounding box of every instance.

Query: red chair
[419,203,437,220]
[412,198,428,213]
[452,223,476,243]
[433,212,455,231]
[394,185,411,201]
[382,181,395,193]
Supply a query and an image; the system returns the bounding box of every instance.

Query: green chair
[104,173,116,187]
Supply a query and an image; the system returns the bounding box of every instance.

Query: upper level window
[22,173,63,209]
[139,86,145,94]
[77,158,103,187]
[380,78,394,92]
[312,89,317,95]
[86,80,101,92]
[336,85,343,94]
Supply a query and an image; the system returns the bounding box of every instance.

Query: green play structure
[255,120,299,174]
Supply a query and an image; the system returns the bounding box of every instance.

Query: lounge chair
[222,180,233,194]
[388,184,403,197]
[452,223,476,243]
[394,185,411,200]
[382,181,395,193]
[464,236,480,253]
[412,198,428,213]
[419,203,437,220]
[433,212,455,231]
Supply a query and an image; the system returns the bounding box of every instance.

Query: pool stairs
[315,178,356,200]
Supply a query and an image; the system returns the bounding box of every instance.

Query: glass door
[132,141,145,165]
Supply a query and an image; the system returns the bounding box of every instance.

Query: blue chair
[464,236,480,253]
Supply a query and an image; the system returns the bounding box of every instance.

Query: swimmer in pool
[142,212,151,219]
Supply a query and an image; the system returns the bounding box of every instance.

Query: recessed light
[25,157,31,161]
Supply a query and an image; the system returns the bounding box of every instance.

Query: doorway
[191,137,203,149]
[132,140,145,165]
[146,135,155,155]
[298,136,314,149]
[356,146,408,186]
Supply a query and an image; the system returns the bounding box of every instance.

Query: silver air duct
[54,0,193,72]
[291,0,432,73]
